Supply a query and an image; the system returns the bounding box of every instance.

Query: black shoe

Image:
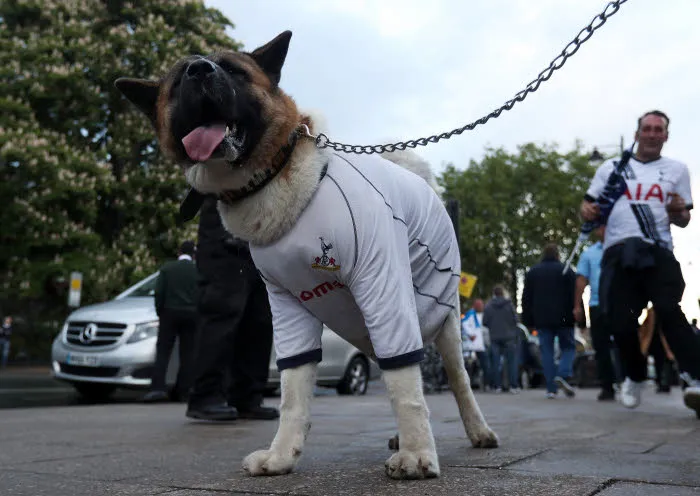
[656,384,671,394]
[597,389,615,401]
[142,390,169,403]
[186,402,239,421]
[236,404,279,420]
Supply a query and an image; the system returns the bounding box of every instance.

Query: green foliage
[0,0,240,354]
[440,142,596,301]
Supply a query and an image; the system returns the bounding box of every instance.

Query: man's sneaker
[555,376,576,398]
[510,388,521,394]
[620,378,644,409]
[682,381,700,419]
[545,392,556,399]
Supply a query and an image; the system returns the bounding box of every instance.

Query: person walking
[574,226,618,401]
[580,110,700,415]
[523,243,577,399]
[483,286,520,393]
[143,241,199,402]
[462,299,492,391]
[0,316,12,369]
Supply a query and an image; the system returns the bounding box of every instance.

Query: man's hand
[580,200,600,222]
[573,305,585,324]
[667,193,691,227]
[666,193,686,213]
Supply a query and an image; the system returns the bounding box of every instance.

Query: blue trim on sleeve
[277,348,323,371]
[377,348,424,370]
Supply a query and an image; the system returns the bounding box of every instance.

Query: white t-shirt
[251,152,461,371]
[586,156,693,251]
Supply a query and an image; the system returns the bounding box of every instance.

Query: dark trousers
[648,328,674,388]
[602,244,700,382]
[151,309,198,396]
[490,339,519,390]
[589,305,617,392]
[188,262,273,409]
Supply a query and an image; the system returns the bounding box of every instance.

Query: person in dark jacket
[185,196,278,421]
[0,316,12,368]
[522,243,577,399]
[144,240,199,402]
[482,286,520,393]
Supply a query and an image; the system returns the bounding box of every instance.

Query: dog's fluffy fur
[115,30,498,480]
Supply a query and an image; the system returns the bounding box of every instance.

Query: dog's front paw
[242,449,298,476]
[469,426,499,448]
[384,450,439,479]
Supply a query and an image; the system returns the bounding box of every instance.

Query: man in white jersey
[581,110,700,416]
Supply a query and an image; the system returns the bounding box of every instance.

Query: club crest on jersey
[311,236,340,271]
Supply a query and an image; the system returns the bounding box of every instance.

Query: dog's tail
[380,149,444,197]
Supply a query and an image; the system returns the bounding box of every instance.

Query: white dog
[115,30,498,480]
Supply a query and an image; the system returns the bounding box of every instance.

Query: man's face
[473,299,484,312]
[635,114,668,159]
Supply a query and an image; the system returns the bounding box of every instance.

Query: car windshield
[119,274,158,298]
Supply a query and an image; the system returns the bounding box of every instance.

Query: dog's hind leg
[435,302,499,448]
[383,364,440,479]
[242,362,316,476]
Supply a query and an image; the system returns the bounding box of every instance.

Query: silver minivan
[51,273,379,400]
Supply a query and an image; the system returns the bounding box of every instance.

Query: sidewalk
[0,385,698,495]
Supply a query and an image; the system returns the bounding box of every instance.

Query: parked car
[51,273,379,400]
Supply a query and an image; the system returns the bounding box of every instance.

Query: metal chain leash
[304,0,628,155]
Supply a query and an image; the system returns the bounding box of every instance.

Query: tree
[440,142,596,303]
[0,0,240,354]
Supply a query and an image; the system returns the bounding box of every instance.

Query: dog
[115,30,498,480]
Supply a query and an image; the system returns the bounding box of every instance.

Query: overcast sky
[206,0,700,319]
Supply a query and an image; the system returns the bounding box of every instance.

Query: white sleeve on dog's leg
[382,365,436,453]
[269,362,318,458]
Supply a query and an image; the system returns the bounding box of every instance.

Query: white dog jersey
[250,152,461,371]
[586,156,693,251]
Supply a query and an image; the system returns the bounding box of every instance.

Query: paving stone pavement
[0,383,698,495]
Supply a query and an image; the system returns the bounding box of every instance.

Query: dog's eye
[219,61,248,79]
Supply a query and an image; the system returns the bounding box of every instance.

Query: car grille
[59,363,120,377]
[66,321,128,347]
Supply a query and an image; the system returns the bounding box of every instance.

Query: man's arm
[669,163,694,228]
[580,161,613,221]
[574,275,589,324]
[154,270,166,316]
[580,199,600,222]
[521,272,533,329]
[667,193,691,227]
[482,306,491,329]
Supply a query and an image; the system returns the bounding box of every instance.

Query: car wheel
[337,356,369,395]
[72,383,117,402]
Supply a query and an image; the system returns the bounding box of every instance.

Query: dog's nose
[185,59,216,80]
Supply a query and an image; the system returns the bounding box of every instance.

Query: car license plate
[66,353,100,367]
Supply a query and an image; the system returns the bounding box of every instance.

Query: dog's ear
[114,78,161,124]
[250,30,292,86]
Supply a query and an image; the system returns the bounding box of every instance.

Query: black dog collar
[179,127,326,223]
[218,131,298,206]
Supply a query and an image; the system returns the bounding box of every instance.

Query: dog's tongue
[182,124,226,162]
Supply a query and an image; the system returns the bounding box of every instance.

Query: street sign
[68,271,82,308]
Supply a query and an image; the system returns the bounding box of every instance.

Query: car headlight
[126,320,159,344]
